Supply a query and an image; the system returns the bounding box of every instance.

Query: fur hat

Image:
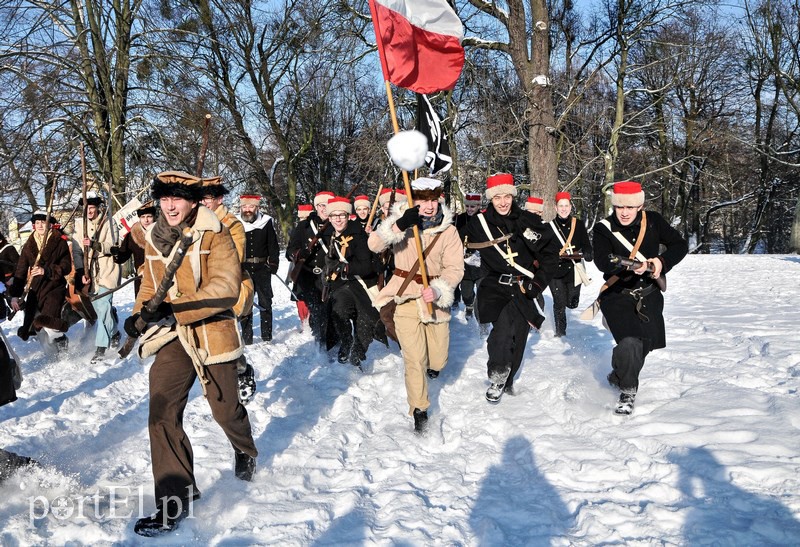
[611,181,645,207]
[314,191,335,206]
[137,201,157,217]
[297,204,313,219]
[410,177,443,202]
[353,195,370,209]
[200,176,227,198]
[525,196,544,213]
[464,192,482,205]
[79,191,103,207]
[240,194,262,207]
[379,188,407,206]
[485,173,517,199]
[555,191,571,203]
[151,171,203,201]
[31,210,56,224]
[326,196,352,215]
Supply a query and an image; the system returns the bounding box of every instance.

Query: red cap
[555,192,571,202]
[486,173,517,199]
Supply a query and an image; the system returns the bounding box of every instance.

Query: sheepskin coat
[135,206,243,366]
[368,202,464,324]
[213,204,254,318]
[72,214,121,291]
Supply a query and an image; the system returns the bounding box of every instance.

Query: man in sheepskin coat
[125,171,257,537]
[368,177,464,433]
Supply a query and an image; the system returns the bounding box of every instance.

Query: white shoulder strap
[477,213,535,278]
[548,220,568,248]
[599,219,646,262]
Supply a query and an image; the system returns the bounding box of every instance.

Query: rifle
[288,184,360,284]
[608,254,667,292]
[90,275,141,301]
[560,252,584,261]
[118,229,194,358]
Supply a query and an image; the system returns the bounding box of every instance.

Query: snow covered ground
[1,254,799,545]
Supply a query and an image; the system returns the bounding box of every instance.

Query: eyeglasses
[329,213,348,219]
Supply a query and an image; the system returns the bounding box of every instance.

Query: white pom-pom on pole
[387,130,428,172]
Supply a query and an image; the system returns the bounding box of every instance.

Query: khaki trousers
[394,299,450,414]
[148,339,257,503]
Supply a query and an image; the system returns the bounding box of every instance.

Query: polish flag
[369,0,465,94]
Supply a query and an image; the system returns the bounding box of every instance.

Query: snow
[2,254,799,545]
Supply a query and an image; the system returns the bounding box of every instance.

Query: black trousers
[608,337,651,393]
[548,275,581,335]
[329,284,375,360]
[486,302,530,388]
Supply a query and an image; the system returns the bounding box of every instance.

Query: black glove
[124,313,141,337]
[90,241,103,252]
[268,260,279,275]
[110,245,120,257]
[74,269,85,292]
[520,278,542,300]
[396,206,422,231]
[140,301,173,324]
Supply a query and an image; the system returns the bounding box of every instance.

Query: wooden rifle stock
[608,254,667,292]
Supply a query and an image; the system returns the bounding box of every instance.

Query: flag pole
[384,80,433,314]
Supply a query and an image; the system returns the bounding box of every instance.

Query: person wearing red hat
[297,204,313,221]
[525,196,545,216]
[593,181,687,415]
[369,177,464,433]
[546,191,593,337]
[454,192,483,318]
[353,195,371,230]
[320,197,383,367]
[286,191,336,348]
[465,173,559,403]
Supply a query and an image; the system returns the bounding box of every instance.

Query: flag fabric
[416,93,453,175]
[369,0,465,94]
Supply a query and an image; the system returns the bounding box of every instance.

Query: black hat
[200,176,228,198]
[31,210,57,224]
[151,171,203,201]
[78,191,103,207]
[137,201,157,217]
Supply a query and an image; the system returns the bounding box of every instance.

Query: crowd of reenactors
[0,168,686,535]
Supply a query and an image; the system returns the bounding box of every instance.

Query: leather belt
[244,257,267,264]
[393,268,439,285]
[491,273,524,286]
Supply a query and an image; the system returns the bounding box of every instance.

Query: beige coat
[72,215,121,290]
[214,204,254,318]
[135,206,243,366]
[368,203,464,323]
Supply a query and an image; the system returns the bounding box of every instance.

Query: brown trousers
[394,299,451,414]
[148,339,257,503]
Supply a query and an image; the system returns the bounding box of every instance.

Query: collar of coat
[130,221,147,249]
[387,202,455,236]
[145,205,222,254]
[239,211,273,232]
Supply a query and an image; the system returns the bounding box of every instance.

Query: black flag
[415,93,453,175]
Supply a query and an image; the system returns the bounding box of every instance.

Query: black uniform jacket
[593,210,688,349]
[322,221,377,291]
[549,215,593,279]
[286,213,333,293]
[466,203,559,327]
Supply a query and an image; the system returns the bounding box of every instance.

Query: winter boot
[607,373,621,391]
[237,362,257,405]
[413,408,428,434]
[110,331,121,349]
[234,450,256,481]
[426,368,439,379]
[486,368,510,403]
[614,392,636,415]
[90,347,107,364]
[465,306,474,319]
[134,497,191,537]
[54,336,69,354]
[502,383,515,396]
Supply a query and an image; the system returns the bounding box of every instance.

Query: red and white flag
[369,0,465,94]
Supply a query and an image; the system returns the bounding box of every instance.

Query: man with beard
[286,190,334,347]
[125,171,257,536]
[72,191,122,363]
[237,194,279,343]
[466,174,559,403]
[454,192,483,318]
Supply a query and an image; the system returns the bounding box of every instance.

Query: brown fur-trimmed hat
[151,171,204,201]
[410,177,443,202]
[199,176,227,198]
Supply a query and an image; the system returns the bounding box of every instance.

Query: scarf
[150,208,197,257]
[421,209,445,231]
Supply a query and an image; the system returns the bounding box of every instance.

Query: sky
[1,254,799,545]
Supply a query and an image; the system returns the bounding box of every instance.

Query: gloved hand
[396,206,422,231]
[123,313,141,337]
[268,260,279,275]
[110,245,120,257]
[140,301,173,324]
[519,278,542,300]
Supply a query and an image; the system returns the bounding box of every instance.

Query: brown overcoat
[135,206,243,366]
